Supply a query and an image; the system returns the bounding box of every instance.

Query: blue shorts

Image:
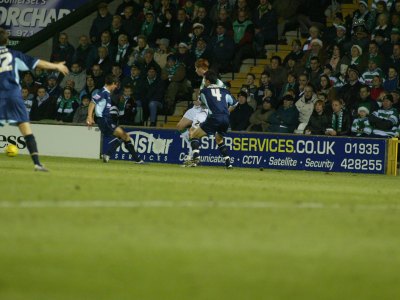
[0,95,29,125]
[200,114,230,137]
[96,117,117,137]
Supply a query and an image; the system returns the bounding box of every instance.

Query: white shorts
[183,106,208,128]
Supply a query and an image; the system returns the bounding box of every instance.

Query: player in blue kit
[188,70,236,169]
[86,75,143,164]
[0,27,69,171]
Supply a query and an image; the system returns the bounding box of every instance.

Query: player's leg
[189,126,207,165]
[18,122,48,171]
[113,127,143,163]
[177,110,195,161]
[215,133,232,169]
[216,116,232,169]
[96,117,121,162]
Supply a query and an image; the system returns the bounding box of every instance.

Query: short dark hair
[204,70,218,84]
[105,74,119,85]
[0,27,8,46]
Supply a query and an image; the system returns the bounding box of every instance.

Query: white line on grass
[0,200,399,211]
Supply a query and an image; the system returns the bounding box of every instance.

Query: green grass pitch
[1,155,400,300]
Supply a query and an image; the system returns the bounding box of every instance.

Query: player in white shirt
[176,59,225,161]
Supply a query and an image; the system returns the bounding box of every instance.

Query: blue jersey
[0,46,38,96]
[199,85,236,115]
[92,87,113,118]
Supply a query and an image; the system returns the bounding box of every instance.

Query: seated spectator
[325,24,349,54]
[267,94,299,133]
[366,40,385,68]
[317,74,337,103]
[137,66,165,126]
[60,62,86,94]
[264,55,287,93]
[369,94,399,137]
[80,75,99,103]
[247,98,275,132]
[191,37,212,61]
[240,73,258,109]
[50,32,75,68]
[283,39,304,66]
[361,58,385,86]
[209,23,235,74]
[306,56,323,89]
[302,26,321,51]
[176,42,195,70]
[55,87,79,123]
[229,91,254,131]
[210,0,232,23]
[325,99,351,136]
[280,72,299,100]
[351,1,375,35]
[91,64,105,89]
[189,23,208,49]
[30,86,57,121]
[370,75,385,101]
[356,85,380,118]
[212,8,233,36]
[391,89,400,111]
[326,44,348,76]
[170,8,192,47]
[121,5,140,41]
[33,67,48,86]
[371,13,391,42]
[114,34,132,67]
[109,15,125,45]
[113,85,137,125]
[232,10,255,72]
[154,38,172,69]
[351,106,373,137]
[161,54,190,114]
[45,74,61,100]
[253,0,277,57]
[338,65,363,115]
[256,71,277,106]
[334,63,349,90]
[140,11,161,46]
[73,35,96,70]
[301,38,326,71]
[21,71,40,95]
[297,73,309,99]
[73,95,90,124]
[295,84,318,133]
[192,5,212,35]
[89,2,113,44]
[128,35,150,67]
[304,100,330,135]
[95,46,113,75]
[383,66,399,92]
[21,87,33,114]
[121,64,143,95]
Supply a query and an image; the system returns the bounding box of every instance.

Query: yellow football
[5,144,19,157]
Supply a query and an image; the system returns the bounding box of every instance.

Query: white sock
[181,129,192,157]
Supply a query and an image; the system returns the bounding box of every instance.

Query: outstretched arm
[86,102,96,128]
[36,60,69,76]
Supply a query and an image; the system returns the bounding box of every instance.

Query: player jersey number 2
[0,53,13,73]
[211,88,222,101]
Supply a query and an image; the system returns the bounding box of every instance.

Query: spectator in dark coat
[30,86,57,121]
[109,15,126,45]
[209,23,235,74]
[50,32,75,68]
[73,35,96,70]
[116,0,141,17]
[268,94,299,133]
[305,100,330,135]
[45,74,61,100]
[137,66,165,126]
[338,65,363,116]
[170,8,192,47]
[191,5,213,36]
[90,2,113,44]
[230,91,254,131]
[121,5,141,43]
[252,0,278,56]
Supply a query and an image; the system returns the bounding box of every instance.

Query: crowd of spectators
[19,0,400,138]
